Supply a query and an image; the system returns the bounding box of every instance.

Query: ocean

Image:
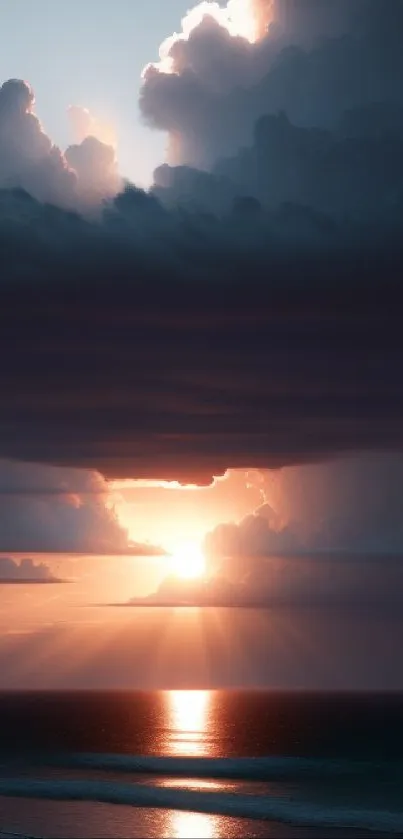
[0,691,402,838]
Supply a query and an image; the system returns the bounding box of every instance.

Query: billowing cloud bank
[206,455,403,557]
[0,2,402,485]
[143,0,403,221]
[189,454,403,607]
[141,0,403,171]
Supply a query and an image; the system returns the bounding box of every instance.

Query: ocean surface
[0,691,402,838]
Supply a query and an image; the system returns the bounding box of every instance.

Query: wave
[46,751,399,780]
[0,776,402,834]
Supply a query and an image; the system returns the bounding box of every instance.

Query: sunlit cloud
[145,0,266,79]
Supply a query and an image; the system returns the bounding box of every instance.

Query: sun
[170,541,206,579]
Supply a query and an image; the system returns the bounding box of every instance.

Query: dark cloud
[154,108,403,220]
[0,556,65,584]
[271,0,357,43]
[0,185,402,483]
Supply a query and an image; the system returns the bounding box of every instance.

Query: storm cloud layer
[0,184,402,483]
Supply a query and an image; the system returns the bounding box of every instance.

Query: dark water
[0,691,402,838]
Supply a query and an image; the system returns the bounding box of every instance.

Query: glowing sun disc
[171,542,205,579]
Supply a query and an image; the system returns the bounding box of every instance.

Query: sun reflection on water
[160,692,218,837]
[167,690,212,756]
[167,810,218,839]
[157,777,222,791]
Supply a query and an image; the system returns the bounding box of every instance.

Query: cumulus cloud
[0,79,76,205]
[141,0,403,170]
[144,2,403,222]
[204,502,298,561]
[0,79,120,208]
[65,136,121,203]
[206,455,403,558]
[200,453,403,607]
[260,453,403,554]
[141,1,276,168]
[0,556,65,584]
[0,460,164,554]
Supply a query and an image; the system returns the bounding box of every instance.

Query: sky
[0,0,190,186]
[1,0,403,689]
